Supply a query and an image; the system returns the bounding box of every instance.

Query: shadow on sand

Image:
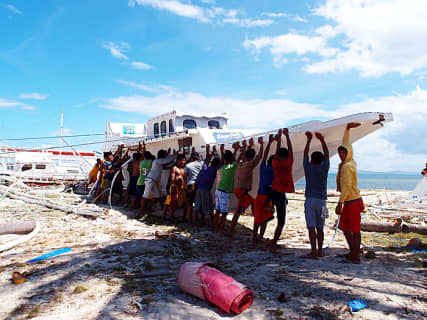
[2,199,426,320]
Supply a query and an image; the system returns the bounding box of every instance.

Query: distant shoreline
[296,172,421,191]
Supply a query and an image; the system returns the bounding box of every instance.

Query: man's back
[304,158,329,200]
[147,155,175,181]
[184,161,203,186]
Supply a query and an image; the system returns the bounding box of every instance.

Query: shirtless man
[129,143,143,209]
[171,154,186,184]
[162,154,186,220]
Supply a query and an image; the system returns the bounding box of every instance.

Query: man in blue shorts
[302,131,330,259]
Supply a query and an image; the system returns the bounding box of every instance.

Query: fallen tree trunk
[361,219,427,235]
[0,185,105,218]
[370,205,427,215]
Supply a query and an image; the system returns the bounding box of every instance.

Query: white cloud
[315,24,338,38]
[129,0,210,22]
[328,86,427,155]
[275,90,288,96]
[21,105,37,111]
[0,98,21,108]
[130,61,153,70]
[102,41,129,60]
[1,3,22,15]
[261,12,288,18]
[100,84,427,172]
[243,33,338,68]
[118,80,175,94]
[19,93,48,100]
[292,15,308,23]
[0,98,36,111]
[102,88,325,129]
[223,18,274,28]
[129,0,274,28]
[307,0,427,77]
[245,0,427,77]
[261,12,307,23]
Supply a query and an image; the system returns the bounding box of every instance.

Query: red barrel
[178,262,254,314]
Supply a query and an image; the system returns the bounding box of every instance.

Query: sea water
[295,173,421,191]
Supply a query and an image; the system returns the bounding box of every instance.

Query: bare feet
[317,250,325,257]
[271,243,279,253]
[301,253,318,260]
[343,258,361,264]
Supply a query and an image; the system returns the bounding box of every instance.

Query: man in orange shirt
[270,128,294,252]
[88,159,101,184]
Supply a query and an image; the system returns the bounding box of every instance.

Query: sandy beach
[0,189,426,320]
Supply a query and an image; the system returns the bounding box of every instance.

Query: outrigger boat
[0,112,98,185]
[0,146,97,185]
[104,111,393,198]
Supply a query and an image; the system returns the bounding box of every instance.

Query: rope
[0,133,104,141]
[91,187,111,204]
[0,130,188,156]
[324,215,341,250]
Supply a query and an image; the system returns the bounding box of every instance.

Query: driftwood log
[361,219,427,235]
[0,185,105,218]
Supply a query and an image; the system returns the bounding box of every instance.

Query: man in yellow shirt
[335,122,364,264]
[88,159,101,184]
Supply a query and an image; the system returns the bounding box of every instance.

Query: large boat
[0,146,97,184]
[104,110,393,197]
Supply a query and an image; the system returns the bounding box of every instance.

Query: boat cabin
[146,110,229,137]
[104,122,147,152]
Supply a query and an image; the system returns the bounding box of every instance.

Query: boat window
[183,119,197,130]
[208,120,220,129]
[21,164,32,171]
[161,121,167,135]
[154,123,159,137]
[35,164,46,169]
[169,119,174,133]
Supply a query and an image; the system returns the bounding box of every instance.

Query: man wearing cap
[184,151,204,224]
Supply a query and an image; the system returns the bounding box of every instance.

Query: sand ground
[0,189,426,320]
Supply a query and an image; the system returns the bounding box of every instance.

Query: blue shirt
[257,163,274,195]
[197,162,219,191]
[303,158,329,200]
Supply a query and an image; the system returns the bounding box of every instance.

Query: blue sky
[1,0,426,172]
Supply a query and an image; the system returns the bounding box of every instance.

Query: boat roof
[147,110,229,122]
[174,111,229,119]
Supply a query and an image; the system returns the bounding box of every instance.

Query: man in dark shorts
[193,145,221,225]
[270,128,294,252]
[183,152,203,224]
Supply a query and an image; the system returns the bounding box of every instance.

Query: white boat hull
[118,112,393,197]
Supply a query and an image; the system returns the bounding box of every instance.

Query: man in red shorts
[229,137,264,238]
[335,122,364,264]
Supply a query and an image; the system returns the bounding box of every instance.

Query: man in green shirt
[136,151,153,208]
[213,143,240,233]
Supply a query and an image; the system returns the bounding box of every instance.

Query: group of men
[89,122,364,264]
